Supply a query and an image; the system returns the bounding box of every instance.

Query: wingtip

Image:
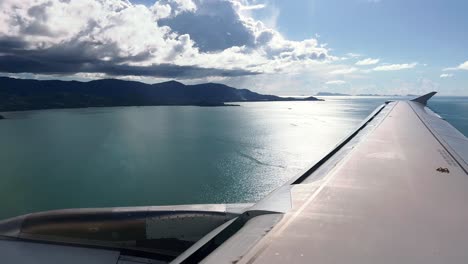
[411,91,437,106]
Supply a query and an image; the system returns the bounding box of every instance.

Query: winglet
[411,92,437,106]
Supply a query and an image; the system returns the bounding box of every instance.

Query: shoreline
[0,99,323,113]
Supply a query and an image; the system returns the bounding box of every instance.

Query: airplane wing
[1,93,468,263]
[174,92,468,263]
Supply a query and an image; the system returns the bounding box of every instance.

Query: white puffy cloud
[459,61,468,70]
[444,61,468,71]
[346,53,362,58]
[355,58,379,66]
[440,73,454,78]
[169,0,197,13]
[236,3,266,10]
[373,63,417,71]
[151,2,172,19]
[0,0,333,79]
[330,67,358,75]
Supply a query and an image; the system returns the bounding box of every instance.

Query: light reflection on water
[0,96,466,220]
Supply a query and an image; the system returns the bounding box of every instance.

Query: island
[0,114,4,119]
[316,92,351,96]
[0,77,322,112]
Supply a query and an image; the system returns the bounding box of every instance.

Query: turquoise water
[0,96,466,220]
[427,96,468,135]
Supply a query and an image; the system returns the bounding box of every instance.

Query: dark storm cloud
[0,37,29,51]
[0,39,258,78]
[0,0,261,79]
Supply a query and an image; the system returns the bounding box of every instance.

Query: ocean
[0,96,467,220]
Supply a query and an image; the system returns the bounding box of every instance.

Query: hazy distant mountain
[356,93,384,96]
[316,92,351,96]
[0,77,321,111]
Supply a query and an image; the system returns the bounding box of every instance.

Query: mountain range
[0,77,321,112]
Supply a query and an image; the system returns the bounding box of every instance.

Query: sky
[0,0,467,95]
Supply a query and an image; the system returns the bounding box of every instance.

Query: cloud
[355,58,379,66]
[169,0,197,14]
[159,0,256,52]
[459,61,468,70]
[325,80,346,85]
[346,53,362,58]
[440,73,454,78]
[238,4,266,10]
[0,0,333,79]
[443,61,468,71]
[373,63,417,71]
[330,67,358,75]
[0,54,258,78]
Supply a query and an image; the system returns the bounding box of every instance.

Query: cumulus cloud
[330,67,358,75]
[443,61,468,71]
[325,80,346,85]
[373,63,417,71]
[0,0,332,79]
[440,73,454,78]
[237,4,266,10]
[170,0,197,13]
[159,0,257,52]
[355,58,379,66]
[346,53,362,58]
[459,61,468,70]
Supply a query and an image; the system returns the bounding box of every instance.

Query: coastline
[0,99,322,112]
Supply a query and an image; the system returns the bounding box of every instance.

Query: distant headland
[0,77,322,112]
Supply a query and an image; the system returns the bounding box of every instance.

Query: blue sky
[235,0,468,95]
[0,0,467,95]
